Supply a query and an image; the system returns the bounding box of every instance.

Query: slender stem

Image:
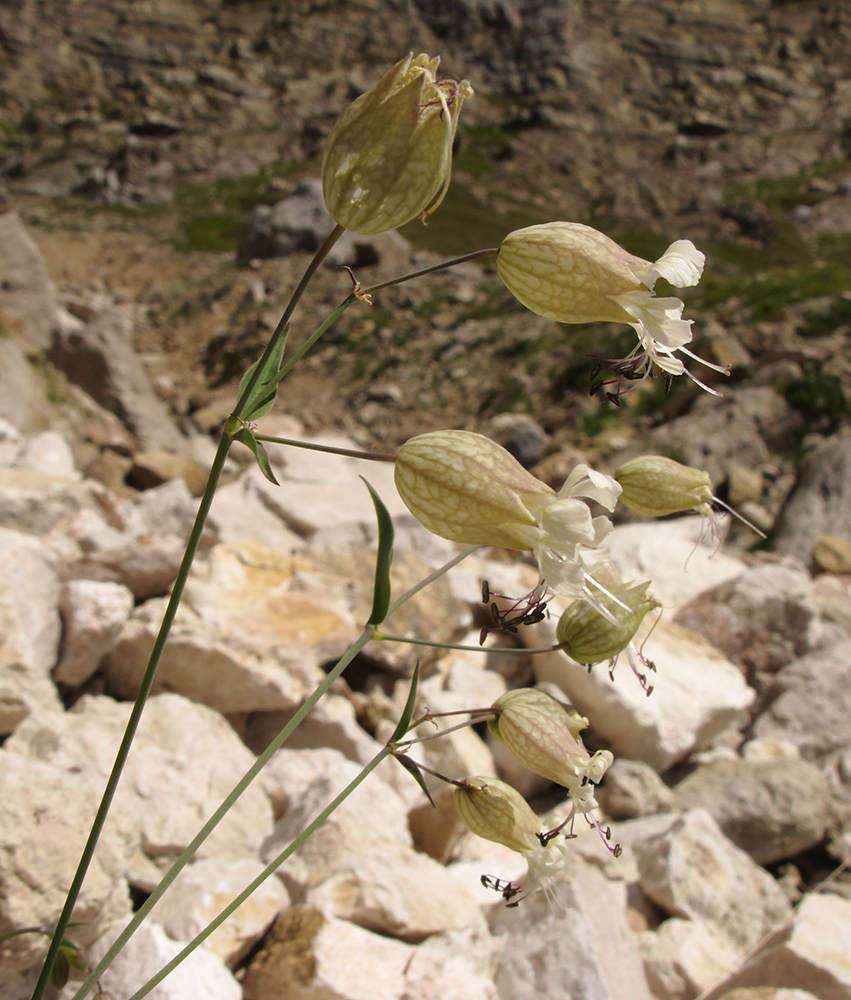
[264,293,356,392]
[361,247,499,295]
[124,743,394,1000]
[71,628,375,1000]
[232,224,346,420]
[32,431,233,1000]
[398,713,497,746]
[374,632,563,655]
[254,434,396,463]
[385,545,479,618]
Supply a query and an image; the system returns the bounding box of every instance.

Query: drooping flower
[496,222,728,397]
[454,776,569,905]
[321,53,473,235]
[488,688,613,810]
[615,454,713,517]
[556,579,656,665]
[394,430,621,598]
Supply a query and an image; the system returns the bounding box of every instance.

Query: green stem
[71,628,375,1000]
[361,247,499,295]
[125,743,393,1000]
[232,224,346,420]
[373,631,562,655]
[32,431,233,1000]
[385,545,479,618]
[254,434,396,463]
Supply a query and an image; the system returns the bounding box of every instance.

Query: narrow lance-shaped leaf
[234,428,279,485]
[393,753,436,808]
[388,663,420,744]
[363,477,394,626]
[236,324,289,422]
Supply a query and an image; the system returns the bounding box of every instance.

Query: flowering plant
[28,51,751,1000]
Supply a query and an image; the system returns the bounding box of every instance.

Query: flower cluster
[453,688,615,905]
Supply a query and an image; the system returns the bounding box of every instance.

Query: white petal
[615,290,694,351]
[559,464,622,510]
[637,240,705,289]
[535,545,587,596]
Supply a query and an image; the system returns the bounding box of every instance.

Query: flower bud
[488,688,594,789]
[454,776,541,852]
[321,53,473,235]
[394,430,554,550]
[615,455,713,517]
[556,581,655,664]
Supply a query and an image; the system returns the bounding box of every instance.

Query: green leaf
[236,325,289,422]
[363,478,394,625]
[393,752,436,808]
[388,663,420,744]
[234,428,279,485]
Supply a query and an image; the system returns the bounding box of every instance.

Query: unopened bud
[488,688,593,789]
[615,455,713,518]
[322,53,473,235]
[556,581,655,664]
[394,430,553,550]
[454,776,541,852]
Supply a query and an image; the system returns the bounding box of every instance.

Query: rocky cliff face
[2,0,850,233]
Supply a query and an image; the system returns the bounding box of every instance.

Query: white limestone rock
[54,578,135,685]
[634,809,792,996]
[487,850,657,1000]
[244,692,381,763]
[0,526,62,733]
[242,905,413,1000]
[6,693,274,863]
[640,917,742,1000]
[605,517,748,616]
[90,919,241,1000]
[703,891,851,999]
[534,617,755,772]
[252,429,409,548]
[102,595,324,716]
[753,640,851,762]
[672,756,832,865]
[148,857,289,968]
[0,418,24,467]
[266,758,484,940]
[62,479,200,600]
[19,429,80,479]
[209,468,307,551]
[0,750,134,975]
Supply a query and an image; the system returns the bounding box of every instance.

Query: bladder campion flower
[615,454,714,517]
[394,430,621,597]
[488,688,613,810]
[556,580,656,664]
[454,776,568,906]
[321,53,473,235]
[496,222,728,397]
